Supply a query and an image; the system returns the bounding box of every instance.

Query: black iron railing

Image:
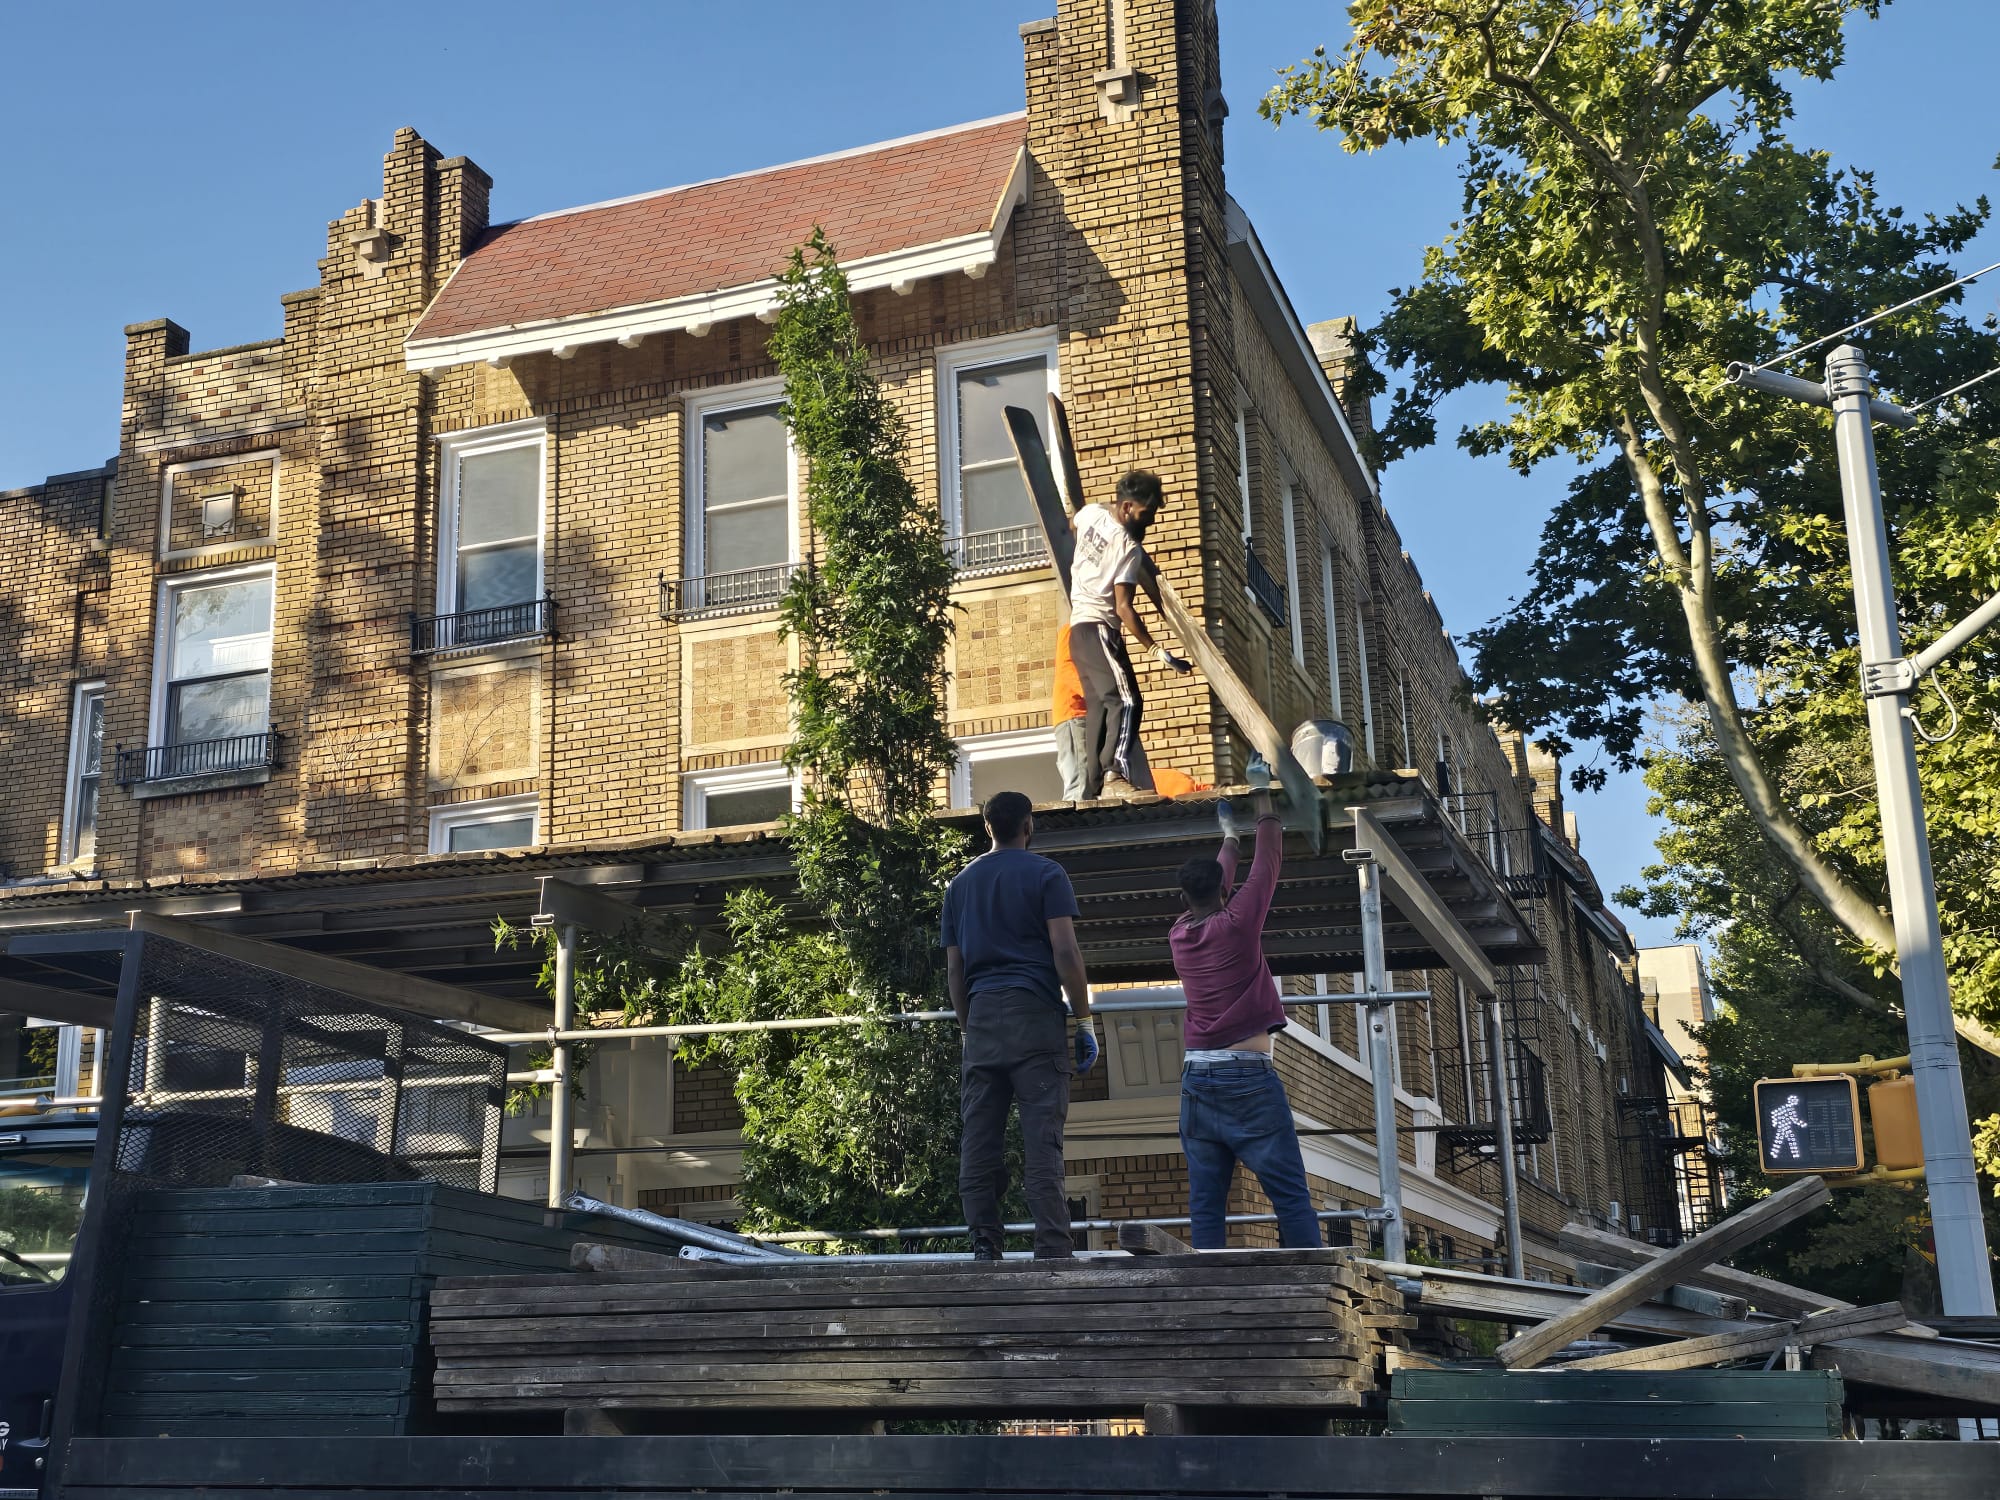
[411,597,555,654]
[116,731,280,786]
[659,562,801,622]
[1245,548,1288,627]
[947,523,1050,578]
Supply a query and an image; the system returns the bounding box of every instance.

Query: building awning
[404,116,1029,372]
[1643,1016,1694,1089]
[0,775,1541,1024]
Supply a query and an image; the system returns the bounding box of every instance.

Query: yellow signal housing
[1868,1074,1924,1171]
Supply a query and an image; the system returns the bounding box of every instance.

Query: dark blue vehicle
[0,1115,91,1500]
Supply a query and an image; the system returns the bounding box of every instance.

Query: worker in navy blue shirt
[942,790,1095,1260]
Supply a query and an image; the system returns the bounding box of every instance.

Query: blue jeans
[1179,1060,1323,1249]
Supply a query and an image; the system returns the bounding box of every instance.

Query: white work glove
[1245,753,1273,790]
[1154,644,1194,675]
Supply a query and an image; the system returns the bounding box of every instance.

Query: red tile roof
[410,115,1028,347]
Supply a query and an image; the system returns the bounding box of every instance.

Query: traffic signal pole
[1732,345,1996,1318]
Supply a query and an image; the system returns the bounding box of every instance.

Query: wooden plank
[1564,1302,1910,1372]
[436,1246,1367,1283]
[1572,1262,1748,1321]
[1391,1367,1843,1402]
[1811,1331,2000,1409]
[1498,1177,1830,1368]
[1556,1221,1857,1321]
[1402,1270,1759,1341]
[1115,1223,1195,1256]
[1349,807,1492,994]
[435,1358,1365,1387]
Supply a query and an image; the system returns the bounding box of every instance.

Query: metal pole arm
[1912,587,2000,679]
[1727,362,1917,429]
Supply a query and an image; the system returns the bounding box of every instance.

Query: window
[686,383,792,581]
[440,422,545,617]
[685,764,797,830]
[1354,599,1376,761]
[1320,547,1343,716]
[430,794,538,854]
[951,728,1065,810]
[1235,409,1253,544]
[155,567,274,749]
[939,334,1058,548]
[62,683,104,865]
[1279,478,1305,665]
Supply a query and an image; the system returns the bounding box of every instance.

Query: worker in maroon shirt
[1168,767,1323,1248]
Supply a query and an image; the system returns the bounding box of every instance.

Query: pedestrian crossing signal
[1754,1076,1863,1175]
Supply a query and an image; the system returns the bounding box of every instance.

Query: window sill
[418,634,554,669]
[127,765,274,800]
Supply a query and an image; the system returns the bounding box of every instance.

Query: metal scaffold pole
[1355,857,1406,1263]
[547,921,579,1210]
[1484,995,1525,1279]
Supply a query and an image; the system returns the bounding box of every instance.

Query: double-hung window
[684,764,798,829]
[62,683,105,864]
[677,385,793,616]
[939,334,1057,573]
[951,728,1064,810]
[158,568,274,761]
[437,423,546,644]
[430,794,538,854]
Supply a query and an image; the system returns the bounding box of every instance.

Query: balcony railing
[947,523,1050,578]
[411,597,555,655]
[1245,548,1288,627]
[116,731,280,786]
[659,562,802,622]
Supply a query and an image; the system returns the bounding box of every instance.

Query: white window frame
[61,681,106,866]
[1234,408,1253,544]
[1320,545,1343,717]
[429,793,539,855]
[149,562,276,750]
[936,329,1060,538]
[683,380,796,583]
[1354,599,1376,761]
[1279,474,1305,666]
[949,726,1063,809]
[684,762,800,830]
[158,449,279,562]
[436,419,548,617]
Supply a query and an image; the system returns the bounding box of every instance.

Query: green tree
[638,231,968,1235]
[1263,2,2000,1054]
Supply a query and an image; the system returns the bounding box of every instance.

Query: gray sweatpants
[959,987,1073,1258]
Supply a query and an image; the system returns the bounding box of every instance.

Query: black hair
[984,790,1034,843]
[1179,856,1224,903]
[1117,469,1163,507]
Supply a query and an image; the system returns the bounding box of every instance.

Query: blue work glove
[1218,797,1239,840]
[1245,752,1273,791]
[1073,1022,1100,1075]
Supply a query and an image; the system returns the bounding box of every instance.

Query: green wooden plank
[102,1392,412,1418]
[118,1274,429,1303]
[129,1253,525,1279]
[118,1297,424,1326]
[108,1343,417,1373]
[1390,1368,1844,1403]
[1387,1400,1841,1438]
[134,1182,441,1213]
[114,1322,420,1349]
[110,1367,412,1395]
[129,1203,578,1244]
[98,1416,410,1437]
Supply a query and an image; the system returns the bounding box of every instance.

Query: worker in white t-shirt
[1067,469,1191,799]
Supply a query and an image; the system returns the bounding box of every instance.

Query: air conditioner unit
[1607,1199,1621,1226]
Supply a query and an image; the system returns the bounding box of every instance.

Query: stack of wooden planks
[431,1249,1409,1425]
[95,1182,672,1437]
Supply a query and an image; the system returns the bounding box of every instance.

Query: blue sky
[4,2,1996,945]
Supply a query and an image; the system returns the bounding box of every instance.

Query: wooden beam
[1383,1265,1759,1341]
[571,1241,686,1274]
[1117,1223,1195,1256]
[536,876,682,956]
[1349,807,1495,996]
[1498,1177,1830,1368]
[0,974,115,1028]
[128,912,547,1033]
[1565,1301,1911,1373]
[1557,1221,1937,1336]
[1572,1262,1747,1321]
[1812,1331,2000,1409]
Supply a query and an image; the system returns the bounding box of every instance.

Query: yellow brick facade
[0,0,1671,1264]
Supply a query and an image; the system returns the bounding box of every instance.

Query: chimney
[1307,317,1375,454]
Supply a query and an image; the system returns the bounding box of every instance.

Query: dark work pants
[959,987,1073,1258]
[1069,620,1140,797]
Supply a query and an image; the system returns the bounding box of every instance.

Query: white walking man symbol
[1768,1092,1809,1161]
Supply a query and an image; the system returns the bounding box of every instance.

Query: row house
[0,0,1677,1274]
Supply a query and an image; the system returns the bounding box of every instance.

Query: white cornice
[404,148,1030,374]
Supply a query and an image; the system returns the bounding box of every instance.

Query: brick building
[0,0,1677,1273]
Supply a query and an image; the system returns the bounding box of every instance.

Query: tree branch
[1654,0,1719,88]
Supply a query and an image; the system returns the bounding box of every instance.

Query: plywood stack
[431,1249,1406,1427]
